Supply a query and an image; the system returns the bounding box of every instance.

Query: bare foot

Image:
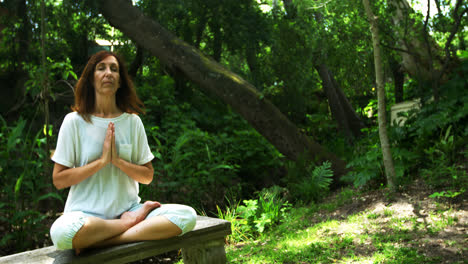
[120,201,161,227]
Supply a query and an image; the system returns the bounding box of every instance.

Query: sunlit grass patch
[225,188,465,263]
[383,208,394,217]
[371,245,437,264]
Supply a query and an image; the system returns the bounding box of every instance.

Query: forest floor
[223,180,467,263]
[136,180,467,263]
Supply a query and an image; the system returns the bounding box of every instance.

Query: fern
[288,160,334,203]
[311,161,333,189]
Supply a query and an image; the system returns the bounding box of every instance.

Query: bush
[343,61,468,190]
[146,125,240,211]
[398,62,468,189]
[216,186,291,243]
[0,115,63,254]
[138,77,283,211]
[342,131,419,188]
[284,158,334,203]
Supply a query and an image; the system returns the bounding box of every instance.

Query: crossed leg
[72,201,182,254]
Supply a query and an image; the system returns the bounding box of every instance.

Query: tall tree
[363,0,396,191]
[0,0,30,116]
[387,0,466,100]
[96,0,348,179]
[286,0,366,140]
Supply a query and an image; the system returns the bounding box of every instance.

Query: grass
[223,187,467,264]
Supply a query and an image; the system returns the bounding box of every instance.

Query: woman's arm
[52,160,107,190]
[112,159,154,184]
[53,122,114,190]
[110,122,154,184]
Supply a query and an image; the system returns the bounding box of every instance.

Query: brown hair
[72,50,144,122]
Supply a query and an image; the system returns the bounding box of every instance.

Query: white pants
[50,203,197,250]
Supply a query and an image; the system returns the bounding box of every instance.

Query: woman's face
[93,56,121,96]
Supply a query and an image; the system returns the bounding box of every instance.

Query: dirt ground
[321,181,467,264]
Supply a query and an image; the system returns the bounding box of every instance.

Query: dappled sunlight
[338,256,376,264]
[225,186,468,263]
[230,199,465,263]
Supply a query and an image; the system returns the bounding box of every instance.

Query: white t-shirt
[52,112,154,219]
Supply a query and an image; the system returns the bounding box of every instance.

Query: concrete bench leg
[182,239,227,264]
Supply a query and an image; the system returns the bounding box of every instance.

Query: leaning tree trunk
[389,57,405,103]
[363,0,397,191]
[315,64,353,140]
[96,0,348,178]
[388,0,444,99]
[128,45,144,79]
[311,9,365,140]
[315,63,365,140]
[282,0,365,141]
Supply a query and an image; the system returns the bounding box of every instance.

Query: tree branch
[438,2,467,82]
[380,42,418,57]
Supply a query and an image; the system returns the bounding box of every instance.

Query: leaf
[7,119,26,153]
[0,234,14,247]
[153,151,162,160]
[14,172,24,196]
[205,144,211,162]
[70,71,78,80]
[36,192,64,203]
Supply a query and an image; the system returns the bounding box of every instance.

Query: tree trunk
[194,12,207,49]
[283,0,365,141]
[282,0,297,19]
[363,0,397,191]
[332,75,366,136]
[312,10,365,140]
[388,0,444,95]
[128,44,144,79]
[245,40,260,89]
[210,20,222,62]
[315,64,365,140]
[0,0,29,117]
[315,64,353,140]
[389,58,405,103]
[96,0,348,179]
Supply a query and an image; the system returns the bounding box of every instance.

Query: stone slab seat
[0,216,231,264]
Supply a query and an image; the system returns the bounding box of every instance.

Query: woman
[50,50,196,254]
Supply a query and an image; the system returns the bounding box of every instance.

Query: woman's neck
[93,96,122,118]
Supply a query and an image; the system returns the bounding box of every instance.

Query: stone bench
[0,216,231,264]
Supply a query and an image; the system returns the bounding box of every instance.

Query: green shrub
[342,61,467,190]
[143,123,240,211]
[0,115,63,254]
[397,62,468,189]
[217,186,291,243]
[285,158,334,202]
[138,77,283,211]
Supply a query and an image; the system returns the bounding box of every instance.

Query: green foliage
[226,187,464,264]
[217,186,291,243]
[151,126,240,210]
[0,115,63,254]
[138,78,283,211]
[429,189,465,199]
[397,62,468,189]
[344,61,468,189]
[0,0,466,256]
[285,159,333,202]
[342,125,419,188]
[251,186,291,233]
[420,125,467,189]
[216,201,252,244]
[23,57,77,101]
[343,133,384,188]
